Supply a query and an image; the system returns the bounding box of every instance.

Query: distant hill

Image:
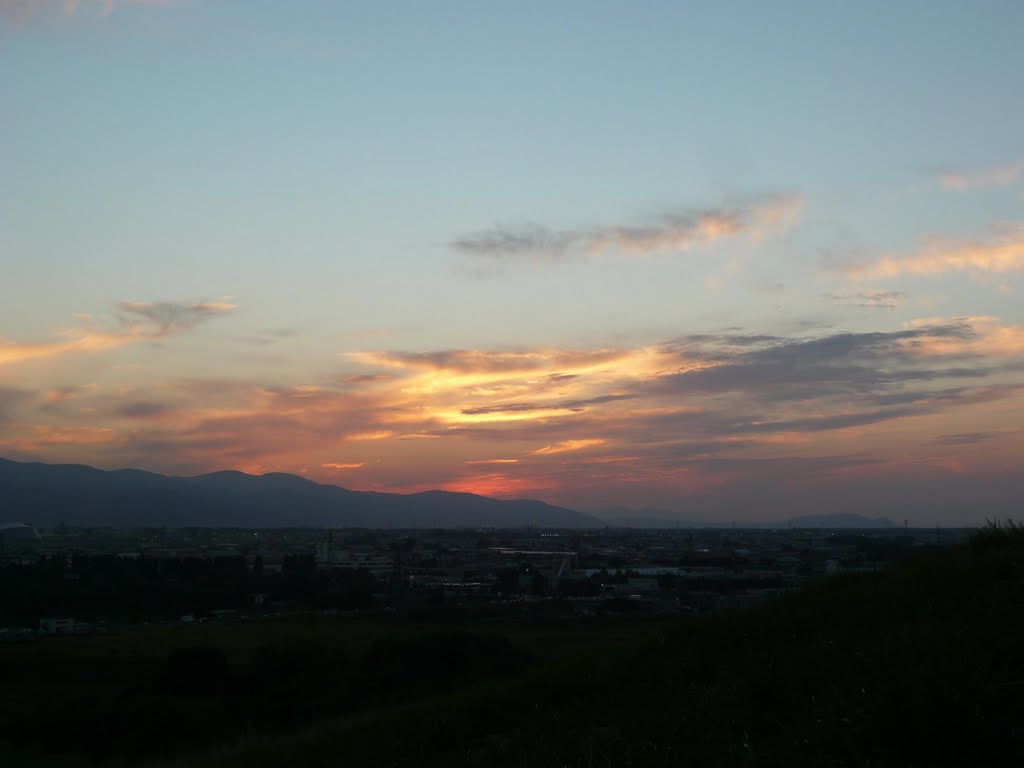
[598,507,896,528]
[0,457,599,529]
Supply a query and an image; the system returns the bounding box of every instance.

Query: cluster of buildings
[305,525,963,616]
[0,521,968,636]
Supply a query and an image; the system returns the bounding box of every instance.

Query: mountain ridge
[0,457,598,529]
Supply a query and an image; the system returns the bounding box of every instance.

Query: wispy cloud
[352,348,625,376]
[451,195,802,266]
[827,290,906,310]
[940,159,1023,190]
[930,432,997,446]
[344,430,394,442]
[899,316,1024,358]
[649,319,1024,405]
[6,315,1024,521]
[0,300,235,366]
[843,224,1024,280]
[531,438,607,455]
[116,300,234,335]
[452,226,578,263]
[460,394,634,417]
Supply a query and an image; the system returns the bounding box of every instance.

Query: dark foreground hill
[0,457,598,528]
[195,525,1022,768]
[0,525,1020,766]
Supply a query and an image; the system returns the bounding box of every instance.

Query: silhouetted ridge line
[0,457,598,529]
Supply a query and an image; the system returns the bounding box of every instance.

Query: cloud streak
[0,300,235,366]
[827,290,906,310]
[531,438,607,456]
[451,195,802,266]
[4,314,1023,523]
[117,301,235,335]
[845,224,1024,280]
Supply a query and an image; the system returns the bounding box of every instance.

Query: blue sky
[2,1,1023,524]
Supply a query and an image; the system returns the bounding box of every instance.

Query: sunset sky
[2,1,1023,524]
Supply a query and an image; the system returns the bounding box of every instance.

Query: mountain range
[0,457,599,529]
[0,457,898,530]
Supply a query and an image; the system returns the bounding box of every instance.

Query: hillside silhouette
[0,457,597,528]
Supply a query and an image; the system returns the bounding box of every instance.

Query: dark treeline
[0,553,377,623]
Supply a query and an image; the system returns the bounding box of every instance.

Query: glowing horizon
[3,2,1023,525]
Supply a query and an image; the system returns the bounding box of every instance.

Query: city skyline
[2,1,1023,524]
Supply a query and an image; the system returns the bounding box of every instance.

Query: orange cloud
[0,338,72,365]
[7,317,1023,519]
[848,224,1024,279]
[0,301,236,367]
[348,345,692,430]
[433,406,583,425]
[0,326,142,363]
[531,438,607,456]
[900,316,1024,358]
[588,194,803,254]
[0,425,117,450]
[441,472,552,499]
[44,388,82,403]
[344,430,395,442]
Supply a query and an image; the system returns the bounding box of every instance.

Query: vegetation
[2,524,1021,766]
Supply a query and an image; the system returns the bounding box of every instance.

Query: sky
[2,1,1023,525]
